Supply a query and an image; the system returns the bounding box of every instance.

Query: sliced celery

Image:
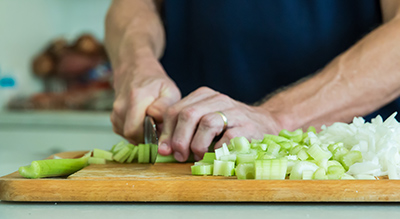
[155,154,178,163]
[302,170,314,180]
[112,141,126,153]
[202,152,216,163]
[138,144,150,163]
[297,149,309,161]
[340,151,363,171]
[255,158,287,180]
[340,173,355,180]
[213,160,235,176]
[231,137,250,153]
[235,163,255,179]
[266,142,281,156]
[257,152,276,160]
[262,134,290,143]
[279,129,303,143]
[219,154,237,162]
[307,144,332,161]
[313,167,328,180]
[289,145,304,155]
[332,146,349,161]
[93,149,113,161]
[150,144,158,164]
[88,157,106,165]
[236,153,257,164]
[113,145,131,163]
[327,165,345,179]
[289,161,319,180]
[191,164,213,175]
[251,143,268,151]
[19,156,88,179]
[279,141,296,150]
[328,142,344,153]
[215,143,230,160]
[126,146,139,163]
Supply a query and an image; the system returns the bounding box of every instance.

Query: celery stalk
[231,137,250,153]
[235,163,255,179]
[279,129,303,143]
[88,157,106,165]
[126,146,139,163]
[213,160,235,176]
[340,151,363,171]
[307,144,332,161]
[201,153,216,163]
[93,149,113,161]
[19,157,88,179]
[236,153,257,164]
[255,158,287,180]
[191,164,213,175]
[138,144,150,163]
[113,146,131,163]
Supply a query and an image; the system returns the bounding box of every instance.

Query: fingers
[158,87,218,159]
[147,84,181,123]
[190,112,228,159]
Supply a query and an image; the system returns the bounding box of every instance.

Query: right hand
[111,57,181,144]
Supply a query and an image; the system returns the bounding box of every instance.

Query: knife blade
[144,115,158,163]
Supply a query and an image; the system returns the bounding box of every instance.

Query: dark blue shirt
[160,0,400,120]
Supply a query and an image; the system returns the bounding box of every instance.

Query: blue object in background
[0,77,16,88]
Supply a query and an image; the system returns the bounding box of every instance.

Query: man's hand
[111,57,181,144]
[157,87,283,162]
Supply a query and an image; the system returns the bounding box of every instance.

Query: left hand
[157,87,283,162]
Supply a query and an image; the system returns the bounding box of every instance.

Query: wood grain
[1,151,400,202]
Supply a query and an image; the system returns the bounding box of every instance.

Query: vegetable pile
[18,113,400,180]
[192,113,400,180]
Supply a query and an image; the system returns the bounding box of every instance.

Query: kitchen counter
[1,111,400,219]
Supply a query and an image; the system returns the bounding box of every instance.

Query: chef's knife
[144,115,159,163]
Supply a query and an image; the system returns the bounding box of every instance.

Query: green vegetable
[235,163,255,179]
[88,157,106,165]
[93,149,113,161]
[279,129,303,143]
[138,144,150,163]
[191,164,213,175]
[255,158,287,180]
[19,156,88,179]
[213,160,235,176]
[340,151,363,171]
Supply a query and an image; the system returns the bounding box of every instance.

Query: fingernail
[174,152,184,162]
[159,143,169,152]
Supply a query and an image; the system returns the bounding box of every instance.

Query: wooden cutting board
[1,151,399,202]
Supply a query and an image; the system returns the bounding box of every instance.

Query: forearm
[105,0,165,72]
[262,14,400,130]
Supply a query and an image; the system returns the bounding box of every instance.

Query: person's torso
[160,0,399,120]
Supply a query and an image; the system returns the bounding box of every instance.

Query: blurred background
[0,0,123,176]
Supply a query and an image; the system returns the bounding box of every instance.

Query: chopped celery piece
[289,145,304,155]
[302,170,314,180]
[113,146,131,163]
[289,161,319,180]
[327,165,345,179]
[19,157,88,179]
[213,160,235,176]
[327,160,342,167]
[297,149,309,161]
[254,158,287,180]
[155,154,178,163]
[93,149,113,161]
[340,151,363,171]
[236,153,257,164]
[251,143,268,151]
[257,152,276,160]
[126,146,139,163]
[88,157,106,165]
[313,167,328,180]
[220,154,237,162]
[231,137,250,153]
[138,144,150,163]
[236,163,255,179]
[279,141,296,150]
[263,134,290,143]
[328,142,344,152]
[215,143,230,160]
[150,144,158,164]
[307,144,332,161]
[191,164,213,175]
[332,146,349,161]
[266,143,281,156]
[307,126,317,134]
[316,158,328,171]
[279,129,303,143]
[201,152,216,163]
[112,141,126,153]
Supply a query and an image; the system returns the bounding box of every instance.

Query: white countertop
[1,111,400,219]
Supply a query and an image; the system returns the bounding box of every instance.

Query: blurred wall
[0,0,112,110]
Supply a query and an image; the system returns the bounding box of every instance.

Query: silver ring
[215,111,228,133]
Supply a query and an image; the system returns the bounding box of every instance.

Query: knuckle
[166,106,178,117]
[224,129,240,140]
[171,138,186,152]
[179,107,198,121]
[196,86,213,94]
[199,115,215,130]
